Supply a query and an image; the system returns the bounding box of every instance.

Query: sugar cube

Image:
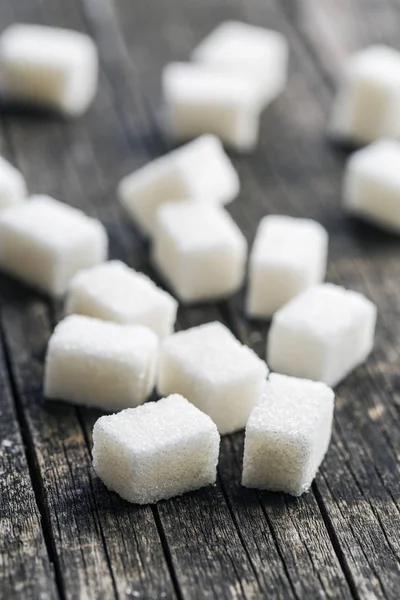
[343,139,400,232]
[330,45,400,144]
[242,374,334,496]
[92,394,220,504]
[118,134,239,236]
[162,62,261,151]
[0,155,27,210]
[158,322,268,435]
[44,315,158,411]
[66,260,177,338]
[152,202,247,303]
[192,21,288,108]
[246,215,328,318]
[267,283,377,387]
[0,24,98,116]
[0,195,107,297]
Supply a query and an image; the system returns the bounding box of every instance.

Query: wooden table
[1,0,400,598]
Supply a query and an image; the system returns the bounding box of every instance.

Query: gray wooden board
[0,0,399,598]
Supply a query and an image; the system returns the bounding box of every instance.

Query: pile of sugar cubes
[0,20,383,507]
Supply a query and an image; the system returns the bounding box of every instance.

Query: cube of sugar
[242,374,334,496]
[162,62,261,152]
[66,260,177,338]
[343,139,400,232]
[92,394,220,504]
[267,283,377,387]
[44,315,158,411]
[152,202,247,303]
[330,45,400,144]
[246,215,328,318]
[192,21,288,107]
[158,322,268,435]
[0,24,98,116]
[0,195,108,297]
[118,134,240,236]
[0,156,27,210]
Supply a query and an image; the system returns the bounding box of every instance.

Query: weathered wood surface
[0,0,400,598]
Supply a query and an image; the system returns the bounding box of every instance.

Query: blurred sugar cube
[0,195,107,296]
[66,260,177,337]
[344,139,400,232]
[246,215,328,318]
[267,283,377,387]
[152,201,247,303]
[330,45,400,144]
[0,24,98,116]
[118,135,239,236]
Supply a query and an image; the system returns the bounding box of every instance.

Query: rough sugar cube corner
[246,215,328,318]
[242,374,334,496]
[330,45,400,144]
[192,21,289,108]
[267,283,377,387]
[0,24,98,116]
[158,321,268,435]
[66,260,177,338]
[343,139,400,232]
[44,315,158,412]
[118,134,240,236]
[0,195,108,297]
[152,201,247,303]
[92,394,220,504]
[162,62,261,152]
[0,155,27,210]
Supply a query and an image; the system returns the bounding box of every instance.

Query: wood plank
[0,283,58,599]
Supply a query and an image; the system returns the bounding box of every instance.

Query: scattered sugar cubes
[267,283,377,387]
[0,156,27,210]
[0,24,98,116]
[246,215,328,318]
[242,374,334,496]
[158,322,268,434]
[118,135,239,236]
[330,45,400,144]
[162,62,261,151]
[152,202,247,303]
[92,394,220,504]
[192,21,288,108]
[66,260,177,337]
[44,315,158,411]
[343,139,400,232]
[0,195,107,296]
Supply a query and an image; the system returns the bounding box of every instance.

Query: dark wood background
[1,0,400,598]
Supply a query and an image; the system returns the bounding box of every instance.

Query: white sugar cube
[192,21,288,108]
[330,45,400,144]
[162,62,261,151]
[267,283,377,387]
[0,195,107,297]
[158,322,268,435]
[246,215,328,318]
[152,202,247,303]
[0,155,27,210]
[0,24,98,116]
[92,394,220,504]
[242,374,334,496]
[343,139,400,232]
[44,315,158,411]
[118,134,239,236]
[66,260,177,338]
